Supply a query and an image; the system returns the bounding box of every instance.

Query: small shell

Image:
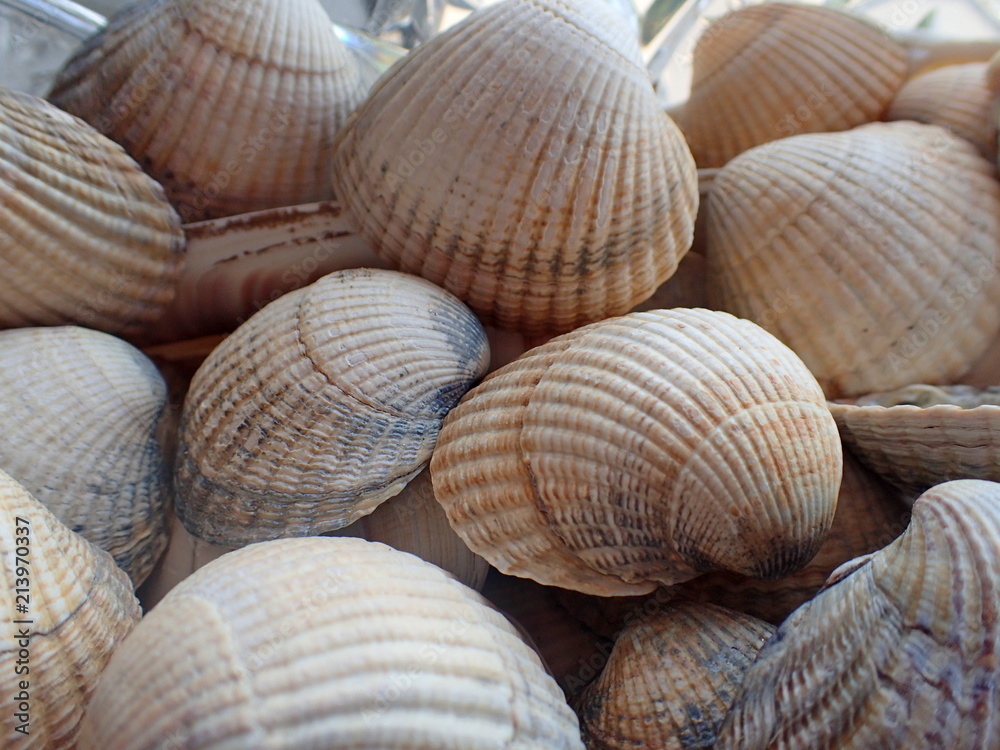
[80,537,584,749]
[575,603,775,750]
[49,0,366,222]
[705,121,1000,398]
[0,87,184,338]
[1,469,141,749]
[830,384,1000,495]
[676,3,908,168]
[0,326,172,585]
[174,268,490,546]
[431,308,843,596]
[715,479,1000,749]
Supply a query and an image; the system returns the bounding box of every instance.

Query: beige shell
[886,62,996,161]
[0,326,172,585]
[575,603,775,750]
[830,384,1000,495]
[1,469,141,748]
[715,479,1000,749]
[174,267,490,546]
[431,308,843,596]
[49,0,366,222]
[331,0,698,336]
[675,3,908,168]
[705,121,1000,399]
[80,536,584,749]
[0,86,184,338]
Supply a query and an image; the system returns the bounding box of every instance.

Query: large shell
[0,86,184,338]
[49,0,366,222]
[430,308,843,596]
[331,0,698,336]
[715,479,1000,749]
[80,536,584,749]
[1,469,141,748]
[675,3,908,168]
[830,384,1000,495]
[174,268,489,546]
[705,121,1000,398]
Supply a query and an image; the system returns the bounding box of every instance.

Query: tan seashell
[886,62,996,161]
[1,469,141,748]
[431,308,843,596]
[80,536,584,749]
[575,603,775,750]
[174,267,490,546]
[49,0,366,222]
[715,479,1000,749]
[675,3,908,168]
[830,384,1000,495]
[0,326,172,585]
[0,86,184,338]
[705,121,1000,398]
[331,0,698,336]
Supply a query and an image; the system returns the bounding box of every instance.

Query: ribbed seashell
[705,121,1000,398]
[80,536,584,749]
[576,603,775,750]
[0,326,172,585]
[675,3,908,168]
[716,479,1000,749]
[0,87,184,338]
[830,384,1000,496]
[886,62,996,161]
[175,268,490,546]
[49,0,366,222]
[331,0,698,336]
[431,308,843,596]
[1,469,141,749]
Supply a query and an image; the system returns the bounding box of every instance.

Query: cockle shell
[675,3,908,168]
[830,384,1000,495]
[0,86,184,338]
[1,469,141,748]
[430,308,843,596]
[49,0,366,222]
[0,326,172,586]
[80,537,584,749]
[174,268,489,546]
[715,479,1000,749]
[575,603,775,750]
[705,121,1000,398]
[331,0,698,336]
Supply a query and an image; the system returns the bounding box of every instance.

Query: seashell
[80,536,584,749]
[0,86,184,338]
[331,0,698,336]
[1,469,141,748]
[705,121,1000,398]
[174,267,490,546]
[49,0,367,222]
[715,479,1000,749]
[430,308,843,596]
[0,326,172,586]
[886,62,996,161]
[830,384,1000,495]
[675,3,908,168]
[575,603,775,750]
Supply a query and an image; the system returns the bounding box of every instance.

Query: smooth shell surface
[332,0,698,336]
[716,479,1000,749]
[705,121,1000,398]
[175,268,490,545]
[0,87,184,337]
[80,536,584,749]
[431,308,843,596]
[0,470,141,748]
